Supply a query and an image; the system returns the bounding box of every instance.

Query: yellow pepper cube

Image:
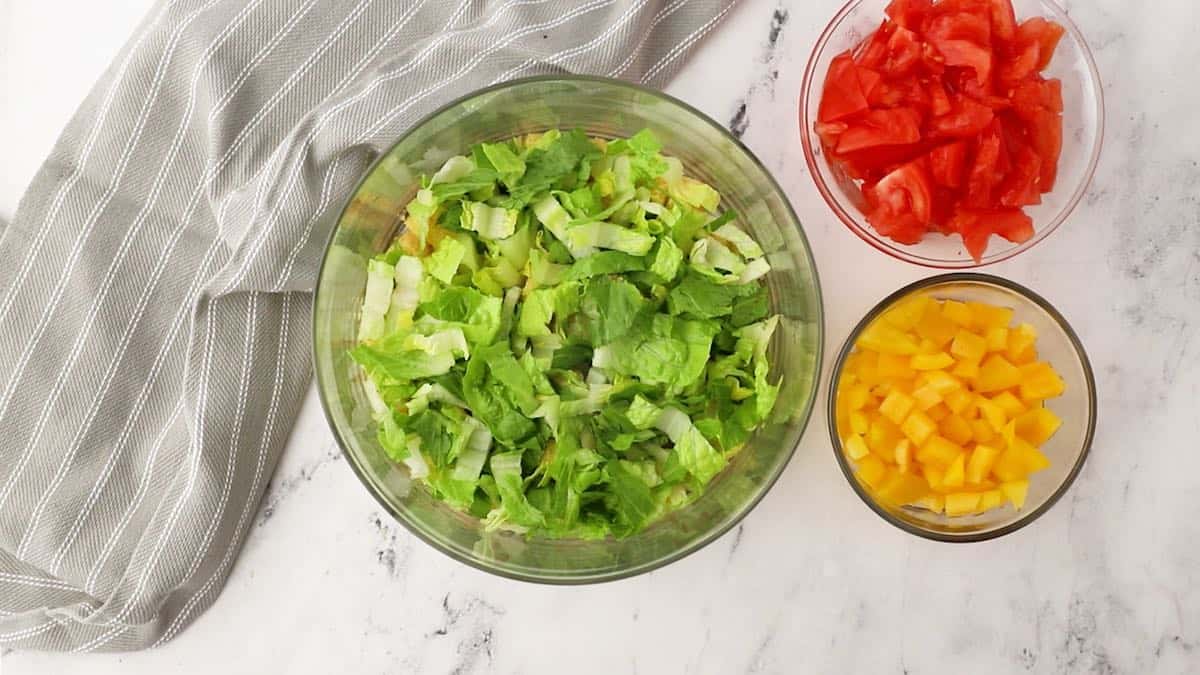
[851,351,882,385]
[912,493,945,513]
[844,434,871,460]
[1001,479,1030,510]
[1010,436,1051,474]
[990,391,1026,418]
[951,357,980,380]
[980,489,1005,511]
[882,294,933,330]
[942,300,973,326]
[942,452,967,487]
[945,492,983,516]
[912,385,943,411]
[849,411,870,436]
[924,464,946,492]
[1005,323,1038,364]
[975,354,1023,392]
[925,403,951,422]
[911,352,954,371]
[944,388,974,415]
[915,305,958,346]
[877,352,916,378]
[1019,362,1067,400]
[966,444,1002,484]
[879,389,916,425]
[1015,407,1063,445]
[843,382,870,411]
[866,418,901,457]
[916,435,963,466]
[901,410,938,447]
[939,414,974,446]
[985,326,1010,352]
[950,330,988,363]
[924,370,963,394]
[976,396,1008,431]
[857,321,920,355]
[971,418,996,443]
[894,439,912,472]
[856,455,887,487]
[877,470,930,505]
[968,301,1014,331]
[991,445,1028,482]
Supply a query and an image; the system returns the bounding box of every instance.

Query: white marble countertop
[2,0,1197,673]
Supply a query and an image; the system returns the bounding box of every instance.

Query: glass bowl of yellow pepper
[828,273,1096,541]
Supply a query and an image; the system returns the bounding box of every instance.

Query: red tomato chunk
[815,0,1065,261]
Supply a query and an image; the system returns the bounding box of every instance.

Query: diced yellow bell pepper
[980,489,1005,511]
[902,412,939,447]
[911,352,955,370]
[990,391,1026,418]
[856,455,887,487]
[857,322,920,355]
[966,444,1001,484]
[985,326,1010,352]
[945,492,983,516]
[1010,437,1051,473]
[950,330,988,363]
[939,414,974,446]
[943,452,967,487]
[877,470,930,505]
[923,370,963,394]
[912,494,945,513]
[968,301,1014,331]
[877,352,916,378]
[917,338,943,355]
[1018,362,1066,400]
[881,293,933,330]
[844,434,871,460]
[976,396,1008,431]
[851,351,882,384]
[976,354,1023,392]
[849,410,870,436]
[970,418,995,443]
[843,382,870,411]
[1006,323,1038,364]
[951,358,980,380]
[879,389,916,425]
[1001,420,1017,448]
[917,435,963,466]
[926,403,951,422]
[924,464,945,492]
[1015,407,1062,445]
[1000,479,1030,510]
[912,385,943,411]
[894,439,912,472]
[944,388,974,415]
[915,305,958,346]
[867,417,901,457]
[942,300,973,326]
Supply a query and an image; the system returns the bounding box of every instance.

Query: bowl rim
[825,273,1097,542]
[798,0,1106,269]
[311,74,826,584]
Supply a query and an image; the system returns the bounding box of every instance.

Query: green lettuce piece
[738,257,771,284]
[605,460,656,537]
[358,258,394,342]
[730,284,770,327]
[504,129,600,206]
[429,168,498,200]
[516,288,556,337]
[416,286,502,346]
[462,202,518,240]
[712,223,764,259]
[648,236,683,283]
[403,189,437,250]
[463,344,538,444]
[483,343,540,415]
[663,157,720,213]
[526,247,567,288]
[487,452,546,530]
[690,237,747,279]
[350,342,456,382]
[626,395,663,430]
[580,277,647,346]
[480,142,526,189]
[655,407,726,485]
[667,271,759,319]
[424,236,467,284]
[563,251,646,281]
[567,223,655,257]
[430,156,476,185]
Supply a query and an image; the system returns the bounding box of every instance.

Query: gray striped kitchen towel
[0,0,737,651]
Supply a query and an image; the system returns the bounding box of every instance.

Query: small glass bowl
[313,76,824,583]
[827,274,1096,541]
[799,0,1105,268]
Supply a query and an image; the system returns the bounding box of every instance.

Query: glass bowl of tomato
[799,0,1104,268]
[827,274,1097,541]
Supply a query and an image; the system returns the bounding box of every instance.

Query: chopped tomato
[836,108,923,154]
[985,0,1018,43]
[1016,17,1065,70]
[964,122,1002,207]
[815,0,1067,259]
[928,141,970,188]
[885,0,933,30]
[927,95,994,138]
[819,52,870,122]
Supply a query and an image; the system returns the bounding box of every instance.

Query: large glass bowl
[799,0,1104,268]
[313,76,824,582]
[828,274,1096,541]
